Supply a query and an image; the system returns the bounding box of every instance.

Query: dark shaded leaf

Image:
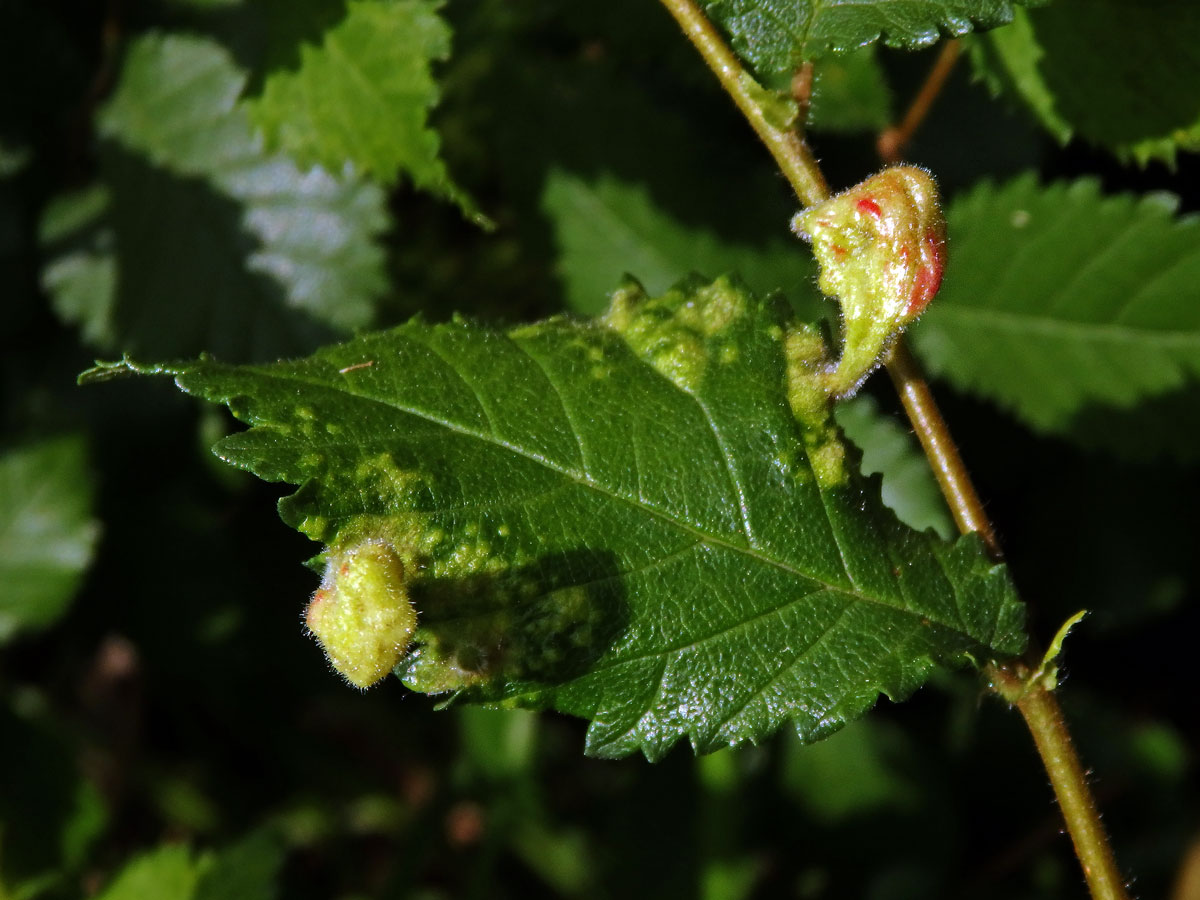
[969,0,1200,165]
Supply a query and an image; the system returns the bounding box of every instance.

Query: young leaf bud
[305,539,417,689]
[791,166,946,396]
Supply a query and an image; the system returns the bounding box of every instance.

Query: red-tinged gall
[791,166,947,396]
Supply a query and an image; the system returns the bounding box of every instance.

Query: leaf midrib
[200,362,977,638]
[926,302,1200,349]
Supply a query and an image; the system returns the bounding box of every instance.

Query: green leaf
[0,700,108,891]
[781,717,922,823]
[48,31,390,357]
[93,831,283,900]
[0,139,32,178]
[193,830,285,900]
[248,0,482,222]
[40,155,338,361]
[540,169,824,320]
[969,1,1200,166]
[39,186,118,349]
[701,0,1037,74]
[834,395,953,538]
[0,437,100,643]
[94,275,1025,759]
[94,846,201,900]
[910,174,1200,435]
[806,47,891,134]
[98,33,252,176]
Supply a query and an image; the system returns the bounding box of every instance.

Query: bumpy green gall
[792,166,946,396]
[305,540,417,689]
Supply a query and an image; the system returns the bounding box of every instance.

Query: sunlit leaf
[701,0,1040,74]
[248,0,483,221]
[90,276,1025,760]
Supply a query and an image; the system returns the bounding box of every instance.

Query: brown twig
[1170,832,1200,900]
[791,61,815,129]
[659,6,1129,895]
[871,23,1133,900]
[885,340,1003,558]
[876,38,1131,900]
[878,39,962,164]
[989,663,1132,900]
[658,0,829,206]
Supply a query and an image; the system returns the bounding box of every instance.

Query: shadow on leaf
[400,549,627,698]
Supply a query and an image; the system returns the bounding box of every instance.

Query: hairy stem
[658,0,830,206]
[791,61,815,127]
[878,39,962,164]
[989,664,1132,900]
[885,340,1002,558]
[872,37,1129,900]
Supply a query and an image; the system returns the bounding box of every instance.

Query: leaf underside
[92,277,1025,759]
[911,174,1200,436]
[42,32,389,361]
[701,0,1038,76]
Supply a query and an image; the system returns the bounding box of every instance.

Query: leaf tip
[77,354,167,385]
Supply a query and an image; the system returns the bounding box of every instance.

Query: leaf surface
[969,0,1200,165]
[911,175,1200,433]
[701,0,1036,74]
[248,0,482,220]
[42,32,390,359]
[92,277,1025,759]
[0,437,100,643]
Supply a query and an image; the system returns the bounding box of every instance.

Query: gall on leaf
[304,539,417,689]
[791,166,946,396]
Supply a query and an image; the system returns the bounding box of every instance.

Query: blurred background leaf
[540,169,824,318]
[0,436,99,643]
[41,32,389,360]
[967,0,1200,166]
[911,174,1200,447]
[834,394,954,538]
[0,2,1198,900]
[806,47,892,135]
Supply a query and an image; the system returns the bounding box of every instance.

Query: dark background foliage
[2,1,1198,898]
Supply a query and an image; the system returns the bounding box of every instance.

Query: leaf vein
[213,364,976,635]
